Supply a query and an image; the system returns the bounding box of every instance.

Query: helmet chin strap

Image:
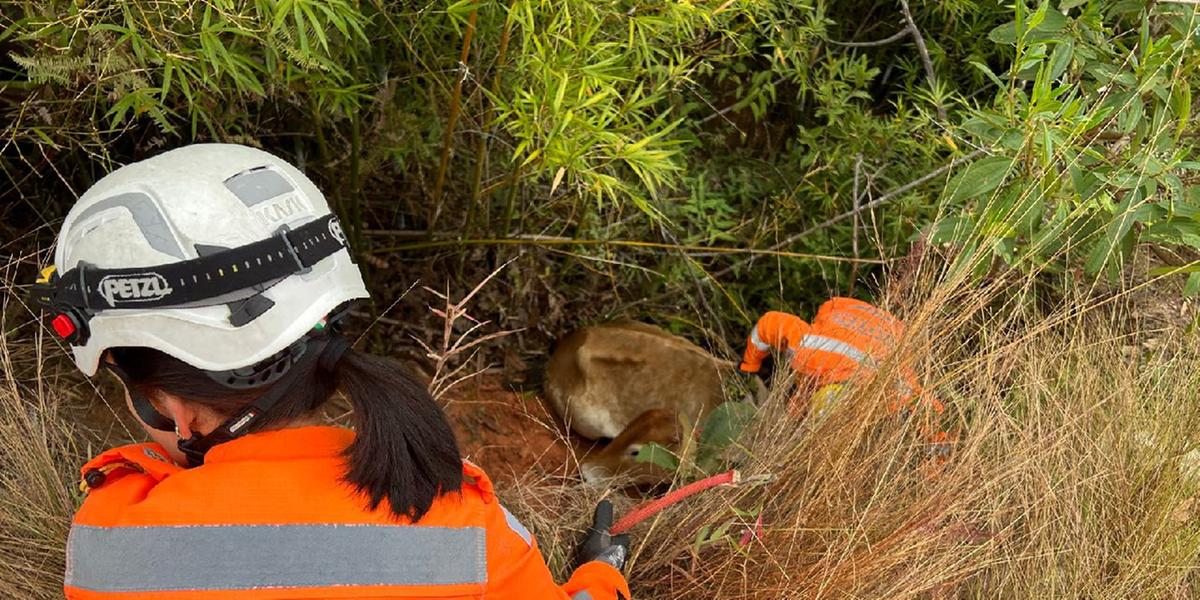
[108,333,350,468]
[104,362,177,432]
[177,335,346,468]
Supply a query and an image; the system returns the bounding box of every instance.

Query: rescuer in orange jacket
[35,144,631,600]
[740,298,948,439]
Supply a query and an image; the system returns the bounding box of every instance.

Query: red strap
[611,470,737,535]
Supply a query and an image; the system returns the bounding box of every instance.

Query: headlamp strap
[44,214,347,313]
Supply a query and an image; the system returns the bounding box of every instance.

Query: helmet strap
[104,362,176,432]
[176,335,335,468]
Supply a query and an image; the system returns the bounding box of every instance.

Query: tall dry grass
[505,264,1200,598]
[0,294,87,599]
[3,258,1199,598]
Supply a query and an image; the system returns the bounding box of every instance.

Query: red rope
[610,470,738,535]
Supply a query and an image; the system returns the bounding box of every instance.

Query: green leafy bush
[3,0,1198,327]
[934,2,1200,289]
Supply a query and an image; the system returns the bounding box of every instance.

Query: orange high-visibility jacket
[738,310,811,374]
[796,297,906,386]
[741,298,937,413]
[65,426,630,600]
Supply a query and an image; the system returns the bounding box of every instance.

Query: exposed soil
[438,376,592,485]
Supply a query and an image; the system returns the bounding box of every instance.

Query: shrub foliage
[5,1,1196,320]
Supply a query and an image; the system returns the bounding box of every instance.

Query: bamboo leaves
[8,0,372,140]
[944,156,1016,204]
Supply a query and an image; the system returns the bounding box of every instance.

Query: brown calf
[544,320,727,484]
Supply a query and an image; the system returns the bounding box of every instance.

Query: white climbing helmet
[34,143,369,376]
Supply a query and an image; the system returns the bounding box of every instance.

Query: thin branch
[696,84,751,131]
[714,148,988,278]
[429,8,478,232]
[826,28,911,48]
[467,0,516,236]
[898,0,946,121]
[370,237,888,265]
[352,280,418,346]
[459,256,518,307]
[698,100,741,125]
[850,153,863,292]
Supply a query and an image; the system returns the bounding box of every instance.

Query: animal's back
[545,321,723,440]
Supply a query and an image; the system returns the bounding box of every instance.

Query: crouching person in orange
[34,144,631,600]
[740,298,950,454]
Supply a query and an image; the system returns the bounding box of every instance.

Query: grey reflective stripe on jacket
[798,334,868,363]
[500,504,533,546]
[65,523,487,592]
[572,592,595,600]
[748,325,771,351]
[828,303,899,344]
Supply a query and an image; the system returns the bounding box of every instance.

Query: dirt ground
[438,376,591,485]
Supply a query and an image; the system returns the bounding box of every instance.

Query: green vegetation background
[3,0,1199,344]
[4,3,1200,598]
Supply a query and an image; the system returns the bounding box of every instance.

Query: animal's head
[580,408,682,486]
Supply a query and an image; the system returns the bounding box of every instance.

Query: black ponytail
[334,349,463,520]
[110,344,463,522]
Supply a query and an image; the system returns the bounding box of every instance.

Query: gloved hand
[575,499,630,571]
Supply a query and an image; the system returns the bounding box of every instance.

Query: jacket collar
[202,425,355,464]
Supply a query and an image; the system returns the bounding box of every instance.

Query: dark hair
[109,344,463,521]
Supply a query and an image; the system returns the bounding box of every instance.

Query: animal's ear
[627,409,680,444]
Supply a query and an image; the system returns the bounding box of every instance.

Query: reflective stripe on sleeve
[798,334,868,363]
[500,504,533,546]
[748,325,771,351]
[572,592,595,600]
[65,523,487,592]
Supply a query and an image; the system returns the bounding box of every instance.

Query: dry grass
[3,258,1200,598]
[0,299,86,599]
[503,266,1200,598]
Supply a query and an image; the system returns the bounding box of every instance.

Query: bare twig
[370,236,888,265]
[898,0,946,121]
[420,259,521,399]
[850,153,864,292]
[826,28,911,48]
[696,84,751,132]
[714,148,988,278]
